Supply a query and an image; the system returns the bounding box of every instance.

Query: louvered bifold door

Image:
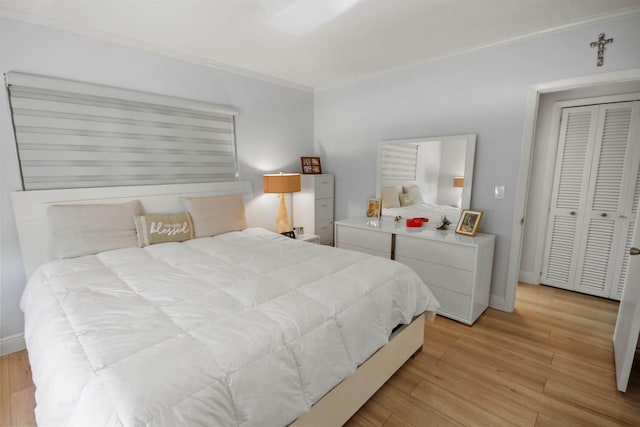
[609,103,640,300]
[574,102,638,298]
[541,106,599,289]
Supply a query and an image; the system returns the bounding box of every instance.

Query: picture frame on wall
[455,209,483,236]
[301,157,322,174]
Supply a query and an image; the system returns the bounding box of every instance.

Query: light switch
[494,185,505,199]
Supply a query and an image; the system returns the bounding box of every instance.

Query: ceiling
[1,0,639,91]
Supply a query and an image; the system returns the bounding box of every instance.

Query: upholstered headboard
[11,181,252,278]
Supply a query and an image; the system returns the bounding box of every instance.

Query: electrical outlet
[494,185,505,199]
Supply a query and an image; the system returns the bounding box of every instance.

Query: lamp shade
[263,173,301,193]
[453,176,464,188]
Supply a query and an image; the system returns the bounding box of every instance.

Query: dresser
[293,174,334,245]
[335,218,495,325]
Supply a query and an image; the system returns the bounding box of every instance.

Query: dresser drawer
[314,176,334,199]
[316,220,334,245]
[336,225,391,253]
[338,242,391,258]
[429,285,472,324]
[395,255,474,295]
[395,235,475,271]
[314,198,333,222]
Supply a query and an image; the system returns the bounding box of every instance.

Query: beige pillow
[403,185,424,203]
[134,213,195,247]
[398,193,415,207]
[47,200,144,259]
[381,186,400,208]
[181,193,247,238]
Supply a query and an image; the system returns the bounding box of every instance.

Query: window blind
[380,143,418,181]
[5,72,238,190]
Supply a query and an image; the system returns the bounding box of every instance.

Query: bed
[12,181,439,427]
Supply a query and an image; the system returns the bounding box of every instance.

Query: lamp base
[276,192,291,233]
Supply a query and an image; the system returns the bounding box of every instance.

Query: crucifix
[590,33,613,67]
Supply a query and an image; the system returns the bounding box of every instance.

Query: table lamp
[263,172,301,233]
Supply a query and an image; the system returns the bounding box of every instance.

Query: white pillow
[181,193,247,238]
[47,200,144,259]
[381,186,400,208]
[403,185,424,203]
[398,193,415,207]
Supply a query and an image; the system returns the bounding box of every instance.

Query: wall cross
[590,33,613,67]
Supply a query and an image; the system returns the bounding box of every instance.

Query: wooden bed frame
[11,181,427,426]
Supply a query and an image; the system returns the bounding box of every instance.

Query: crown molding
[0,8,314,93]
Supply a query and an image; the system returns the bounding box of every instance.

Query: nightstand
[297,234,320,244]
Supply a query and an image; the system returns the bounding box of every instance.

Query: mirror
[376,134,476,222]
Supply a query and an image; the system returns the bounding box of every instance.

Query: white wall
[437,138,467,207]
[416,141,441,203]
[315,13,640,308]
[0,18,314,346]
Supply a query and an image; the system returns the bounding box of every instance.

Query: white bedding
[21,227,439,427]
[382,201,461,224]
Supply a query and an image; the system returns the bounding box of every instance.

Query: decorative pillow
[398,193,415,207]
[403,185,424,203]
[381,186,401,208]
[134,213,194,247]
[47,200,144,259]
[181,193,247,238]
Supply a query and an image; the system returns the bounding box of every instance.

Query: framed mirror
[376,134,476,223]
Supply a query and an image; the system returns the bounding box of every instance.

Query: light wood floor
[347,283,640,426]
[1,283,639,426]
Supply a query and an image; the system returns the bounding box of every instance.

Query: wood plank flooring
[347,283,640,426]
[1,283,638,426]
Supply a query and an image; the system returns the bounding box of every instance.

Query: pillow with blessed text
[134,213,195,247]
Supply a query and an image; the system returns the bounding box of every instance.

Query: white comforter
[21,228,439,427]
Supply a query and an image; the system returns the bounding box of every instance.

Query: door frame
[506,68,640,311]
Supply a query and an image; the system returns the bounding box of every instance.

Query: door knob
[569,211,576,216]
[601,213,608,218]
[631,247,640,256]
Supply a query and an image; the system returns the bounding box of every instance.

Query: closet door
[610,106,640,299]
[541,106,598,290]
[542,101,640,300]
[575,102,638,298]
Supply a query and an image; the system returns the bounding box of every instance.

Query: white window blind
[5,72,238,190]
[380,143,418,181]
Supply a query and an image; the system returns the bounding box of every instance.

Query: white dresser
[293,174,334,245]
[335,218,495,325]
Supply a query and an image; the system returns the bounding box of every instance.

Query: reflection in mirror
[376,134,476,224]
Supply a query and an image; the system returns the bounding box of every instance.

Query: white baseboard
[0,333,26,357]
[489,295,509,312]
[519,270,541,285]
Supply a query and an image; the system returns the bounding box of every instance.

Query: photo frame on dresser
[301,157,322,174]
[366,198,381,219]
[455,209,483,236]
